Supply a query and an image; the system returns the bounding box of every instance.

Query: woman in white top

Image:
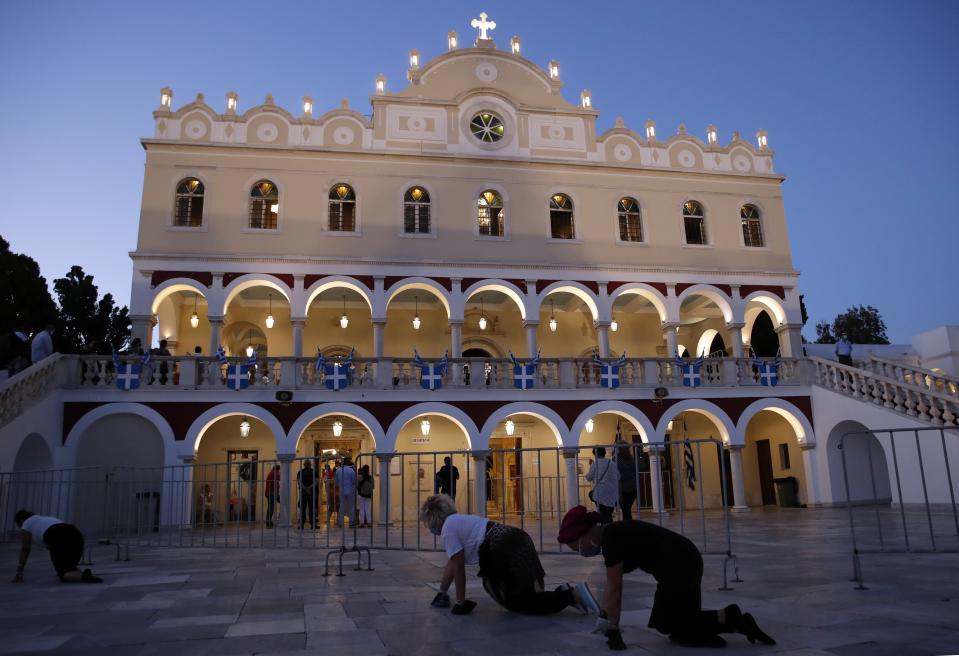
[586,447,620,525]
[12,510,102,583]
[419,494,599,616]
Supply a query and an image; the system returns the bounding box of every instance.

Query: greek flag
[684,440,696,491]
[215,346,227,363]
[751,357,781,387]
[112,350,150,390]
[676,357,705,388]
[592,351,627,389]
[322,348,354,391]
[509,350,540,390]
[226,363,250,390]
[413,349,448,390]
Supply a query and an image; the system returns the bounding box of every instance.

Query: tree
[53,266,130,354]
[815,321,836,344]
[815,305,890,345]
[0,236,59,365]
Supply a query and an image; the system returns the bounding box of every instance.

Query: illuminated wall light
[478,297,487,331]
[302,95,313,117]
[548,298,558,332]
[412,295,421,330]
[265,293,275,329]
[160,87,172,109]
[340,295,349,329]
[245,344,255,358]
[239,418,251,438]
[667,420,674,433]
[409,48,420,69]
[580,89,592,108]
[585,418,594,433]
[448,31,458,50]
[226,91,238,114]
[610,318,618,332]
[190,293,199,328]
[548,60,560,80]
[420,418,431,436]
[505,418,515,436]
[332,419,343,437]
[756,129,768,149]
[645,119,656,140]
[706,124,718,145]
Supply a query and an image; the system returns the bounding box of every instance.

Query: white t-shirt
[441,513,488,565]
[586,457,620,507]
[22,515,63,545]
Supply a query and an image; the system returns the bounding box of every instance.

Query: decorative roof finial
[471,12,496,40]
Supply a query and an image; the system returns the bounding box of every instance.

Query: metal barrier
[839,426,959,589]
[0,439,740,586]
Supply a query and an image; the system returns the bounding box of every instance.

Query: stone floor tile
[225,618,305,637]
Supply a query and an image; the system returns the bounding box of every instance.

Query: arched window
[174,178,204,227]
[549,193,575,239]
[249,181,278,229]
[683,200,706,245]
[618,197,642,242]
[477,190,504,237]
[741,204,764,247]
[404,187,431,234]
[328,184,356,232]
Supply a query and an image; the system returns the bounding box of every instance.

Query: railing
[0,354,68,429]
[66,354,810,392]
[863,356,959,399]
[813,357,958,427]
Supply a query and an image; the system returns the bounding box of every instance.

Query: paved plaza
[0,508,957,655]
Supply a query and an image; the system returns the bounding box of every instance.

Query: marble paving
[0,508,957,655]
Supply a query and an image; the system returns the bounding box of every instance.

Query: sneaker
[570,582,601,615]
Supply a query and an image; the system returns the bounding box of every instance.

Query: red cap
[557,505,599,543]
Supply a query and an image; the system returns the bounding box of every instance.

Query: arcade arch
[223,282,292,356]
[462,288,526,357]
[609,288,667,356]
[304,284,372,357]
[538,289,598,357]
[385,286,449,357]
[825,420,892,505]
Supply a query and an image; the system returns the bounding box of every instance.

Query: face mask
[579,540,601,558]
[429,525,443,537]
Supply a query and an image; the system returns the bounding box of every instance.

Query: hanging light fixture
[505,418,515,436]
[549,298,558,333]
[420,418,431,436]
[585,418,595,433]
[340,295,349,329]
[265,293,275,329]
[332,418,343,437]
[190,293,200,328]
[610,315,618,332]
[245,329,254,358]
[412,295,421,330]
[478,297,488,331]
[239,417,252,438]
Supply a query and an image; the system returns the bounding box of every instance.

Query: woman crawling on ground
[12,510,103,584]
[557,505,775,650]
[420,494,599,616]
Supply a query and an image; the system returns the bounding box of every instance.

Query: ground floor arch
[661,410,732,510]
[826,420,892,505]
[741,409,810,507]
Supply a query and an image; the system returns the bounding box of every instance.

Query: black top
[436,464,460,494]
[601,520,700,580]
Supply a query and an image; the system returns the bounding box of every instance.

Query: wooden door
[755,439,776,505]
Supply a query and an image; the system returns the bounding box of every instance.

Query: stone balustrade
[863,356,959,399]
[0,355,69,429]
[813,357,958,427]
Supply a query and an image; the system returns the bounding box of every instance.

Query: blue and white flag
[322,348,355,391]
[314,348,325,373]
[226,363,250,390]
[751,357,781,387]
[684,440,697,491]
[413,349,448,390]
[509,350,540,390]
[113,350,151,390]
[592,351,627,389]
[676,357,705,388]
[215,346,227,363]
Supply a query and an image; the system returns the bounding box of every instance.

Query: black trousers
[44,523,84,579]
[299,492,315,527]
[620,492,637,521]
[598,504,615,525]
[483,581,573,615]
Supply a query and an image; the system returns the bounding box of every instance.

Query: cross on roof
[471,12,496,40]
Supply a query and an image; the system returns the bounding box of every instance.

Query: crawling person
[557,505,775,650]
[12,510,103,584]
[420,494,599,616]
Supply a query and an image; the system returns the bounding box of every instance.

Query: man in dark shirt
[558,505,775,650]
[435,457,460,499]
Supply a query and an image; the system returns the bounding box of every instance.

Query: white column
[776,323,805,358]
[472,451,489,517]
[596,322,611,357]
[372,320,386,358]
[377,454,392,525]
[563,449,580,510]
[800,443,822,507]
[663,322,679,358]
[450,321,463,358]
[208,316,224,355]
[727,446,749,511]
[129,314,154,348]
[291,318,305,357]
[524,321,539,357]
[278,453,294,528]
[647,447,666,513]
[727,322,745,358]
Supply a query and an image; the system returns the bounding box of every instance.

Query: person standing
[357,464,375,528]
[586,447,619,525]
[334,457,357,528]
[835,334,853,366]
[152,339,172,385]
[264,464,280,528]
[30,324,55,365]
[616,446,638,522]
[557,505,775,650]
[436,456,460,499]
[12,510,102,583]
[297,460,316,529]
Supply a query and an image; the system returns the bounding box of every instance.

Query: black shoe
[451,599,477,615]
[739,613,776,645]
[670,634,727,648]
[81,568,104,584]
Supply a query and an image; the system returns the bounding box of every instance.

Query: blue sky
[1,1,957,343]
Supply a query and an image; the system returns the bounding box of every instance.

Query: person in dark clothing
[615,446,638,521]
[435,457,460,499]
[297,460,316,529]
[12,510,103,583]
[558,505,775,650]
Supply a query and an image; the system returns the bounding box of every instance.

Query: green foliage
[815,321,836,344]
[0,236,59,364]
[53,266,130,355]
[815,305,890,345]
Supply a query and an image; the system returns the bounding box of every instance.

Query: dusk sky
[1,1,956,343]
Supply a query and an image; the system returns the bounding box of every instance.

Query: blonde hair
[419,494,457,531]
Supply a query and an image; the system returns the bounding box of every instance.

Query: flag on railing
[413,349,448,390]
[314,348,325,373]
[683,422,696,491]
[112,350,151,390]
[226,361,251,390]
[751,357,782,387]
[676,357,705,388]
[592,351,627,388]
[321,347,354,391]
[509,350,540,390]
[215,346,227,363]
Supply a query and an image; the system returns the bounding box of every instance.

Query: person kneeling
[420,494,599,616]
[557,505,775,650]
[12,510,103,584]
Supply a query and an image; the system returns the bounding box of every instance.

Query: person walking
[264,464,280,528]
[297,460,316,529]
[30,324,55,365]
[357,464,375,528]
[12,510,102,583]
[835,334,853,366]
[616,445,638,522]
[585,447,619,525]
[420,494,599,616]
[435,456,460,499]
[334,457,357,528]
[557,505,775,650]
